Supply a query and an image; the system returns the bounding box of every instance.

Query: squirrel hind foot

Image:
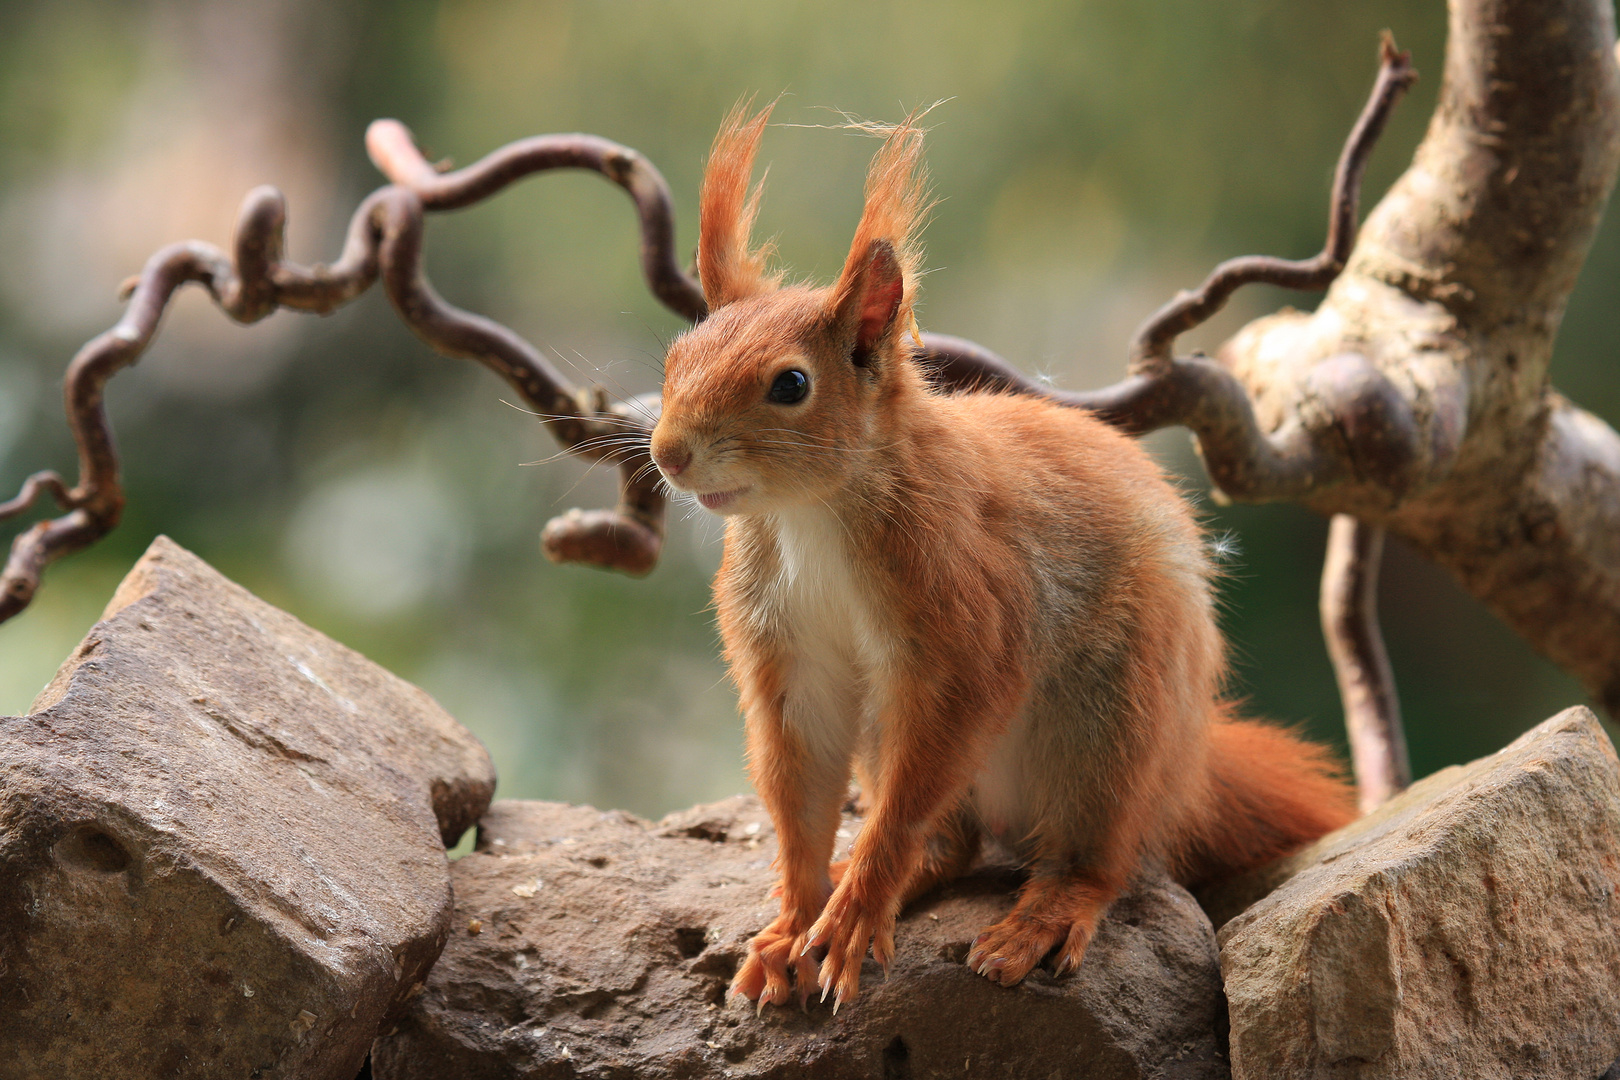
[965,873,1117,985]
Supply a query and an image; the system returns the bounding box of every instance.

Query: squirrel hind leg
[900,804,982,908]
[819,805,980,904]
[965,869,1123,985]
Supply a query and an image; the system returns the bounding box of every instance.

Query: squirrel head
[651,101,931,517]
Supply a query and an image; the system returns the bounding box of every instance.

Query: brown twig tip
[541,509,661,577]
[5,117,706,624]
[1320,515,1410,813]
[1378,30,1412,75]
[365,120,440,189]
[0,472,75,522]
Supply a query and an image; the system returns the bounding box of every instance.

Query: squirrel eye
[767,369,809,404]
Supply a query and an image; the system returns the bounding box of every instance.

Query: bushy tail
[1174,708,1358,887]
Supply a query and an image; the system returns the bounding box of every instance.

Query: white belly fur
[767,505,891,767]
[765,504,1036,837]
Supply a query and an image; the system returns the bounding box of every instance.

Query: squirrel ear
[836,239,905,368]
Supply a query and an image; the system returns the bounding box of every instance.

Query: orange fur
[651,107,1357,1012]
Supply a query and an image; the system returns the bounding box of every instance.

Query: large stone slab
[372,795,1230,1080]
[1217,706,1620,1080]
[0,536,496,1080]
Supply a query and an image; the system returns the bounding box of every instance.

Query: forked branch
[919,38,1418,502]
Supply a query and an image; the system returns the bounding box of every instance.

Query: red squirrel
[649,103,1356,1011]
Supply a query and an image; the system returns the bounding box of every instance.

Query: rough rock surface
[1216,706,1620,1080]
[0,536,496,1080]
[372,796,1229,1080]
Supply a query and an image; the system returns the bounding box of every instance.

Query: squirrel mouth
[697,487,749,511]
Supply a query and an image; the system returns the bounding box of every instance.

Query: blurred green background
[1,0,1613,819]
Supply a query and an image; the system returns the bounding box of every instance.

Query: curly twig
[1125,33,1416,378]
[909,46,1429,525]
[371,186,665,573]
[919,39,1416,456]
[0,472,73,522]
[364,123,692,571]
[1,190,394,622]
[1,122,704,622]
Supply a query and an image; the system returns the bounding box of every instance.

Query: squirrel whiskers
[650,102,1355,1012]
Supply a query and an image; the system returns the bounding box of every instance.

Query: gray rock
[1217,706,1620,1080]
[372,796,1229,1080]
[0,536,496,1080]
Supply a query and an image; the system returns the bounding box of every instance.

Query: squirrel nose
[653,444,692,477]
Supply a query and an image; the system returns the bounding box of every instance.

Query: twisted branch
[1,124,707,621]
[915,34,1416,489]
[1058,37,1418,498]
[1,220,372,622]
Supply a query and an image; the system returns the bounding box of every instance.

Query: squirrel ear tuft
[828,113,931,364]
[697,99,783,309]
[837,239,905,367]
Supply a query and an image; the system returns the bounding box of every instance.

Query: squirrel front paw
[803,880,896,1011]
[730,913,820,1012]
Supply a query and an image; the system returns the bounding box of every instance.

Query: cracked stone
[0,536,495,1079]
